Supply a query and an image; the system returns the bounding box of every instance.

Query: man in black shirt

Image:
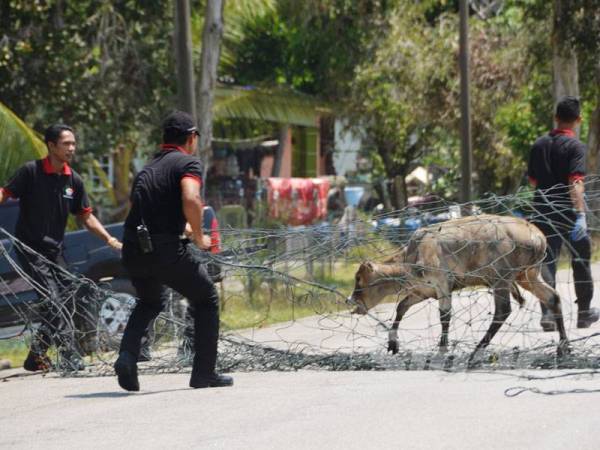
[114,110,232,391]
[0,124,122,371]
[528,96,599,331]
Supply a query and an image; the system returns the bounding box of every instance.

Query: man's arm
[569,178,586,213]
[0,188,7,204]
[181,177,210,249]
[79,213,123,250]
[569,178,588,241]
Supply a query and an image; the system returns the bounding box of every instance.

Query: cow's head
[348,261,406,314]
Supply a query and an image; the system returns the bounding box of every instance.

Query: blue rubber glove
[571,212,588,241]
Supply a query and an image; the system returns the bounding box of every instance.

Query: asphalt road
[2,367,600,449]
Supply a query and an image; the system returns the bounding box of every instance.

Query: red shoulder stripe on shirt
[568,173,585,184]
[77,206,93,217]
[182,174,202,188]
[528,176,537,187]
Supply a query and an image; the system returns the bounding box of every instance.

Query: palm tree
[0,102,46,185]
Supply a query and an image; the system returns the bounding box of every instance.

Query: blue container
[344,186,365,207]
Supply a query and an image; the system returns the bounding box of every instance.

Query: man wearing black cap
[528,96,599,331]
[114,110,232,391]
[0,123,123,372]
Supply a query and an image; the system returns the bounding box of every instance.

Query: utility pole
[459,0,473,203]
[174,0,197,119]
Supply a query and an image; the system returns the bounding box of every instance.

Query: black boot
[189,372,234,389]
[189,341,232,389]
[23,351,53,372]
[577,307,600,328]
[114,351,139,392]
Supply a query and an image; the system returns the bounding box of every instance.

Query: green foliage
[0,102,46,184]
[0,0,175,156]
[494,95,550,164]
[221,0,394,100]
[348,5,458,195]
[345,2,565,198]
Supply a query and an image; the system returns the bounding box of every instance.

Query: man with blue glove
[528,96,599,331]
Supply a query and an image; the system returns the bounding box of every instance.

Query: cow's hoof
[466,353,482,370]
[387,341,399,354]
[557,341,571,358]
[466,360,481,370]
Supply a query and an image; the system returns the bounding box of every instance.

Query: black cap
[162,110,198,136]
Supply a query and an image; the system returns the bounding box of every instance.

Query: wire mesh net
[2,178,600,377]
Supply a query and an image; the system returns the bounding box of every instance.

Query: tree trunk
[197,0,225,164]
[174,0,196,119]
[552,0,579,107]
[392,175,407,210]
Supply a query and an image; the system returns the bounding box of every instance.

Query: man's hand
[571,212,588,241]
[107,236,123,250]
[192,233,211,250]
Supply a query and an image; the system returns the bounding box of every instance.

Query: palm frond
[0,102,46,184]
[214,85,330,126]
[191,0,277,73]
[220,0,277,69]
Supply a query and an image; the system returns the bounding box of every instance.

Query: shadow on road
[65,388,189,399]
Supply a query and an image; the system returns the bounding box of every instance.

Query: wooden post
[459,0,473,203]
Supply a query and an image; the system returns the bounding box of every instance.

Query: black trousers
[16,246,75,353]
[533,219,593,312]
[120,237,220,377]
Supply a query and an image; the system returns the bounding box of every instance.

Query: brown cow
[348,214,569,366]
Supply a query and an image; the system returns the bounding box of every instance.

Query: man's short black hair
[44,124,74,145]
[162,110,198,145]
[556,96,581,122]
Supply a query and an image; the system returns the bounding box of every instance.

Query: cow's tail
[510,282,526,308]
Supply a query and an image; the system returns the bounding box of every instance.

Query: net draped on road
[2,180,600,376]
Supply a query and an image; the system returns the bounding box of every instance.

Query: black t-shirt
[3,158,91,254]
[528,131,586,220]
[124,148,203,236]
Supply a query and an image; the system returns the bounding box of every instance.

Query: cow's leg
[388,295,423,354]
[438,295,452,353]
[517,267,570,356]
[468,283,511,368]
